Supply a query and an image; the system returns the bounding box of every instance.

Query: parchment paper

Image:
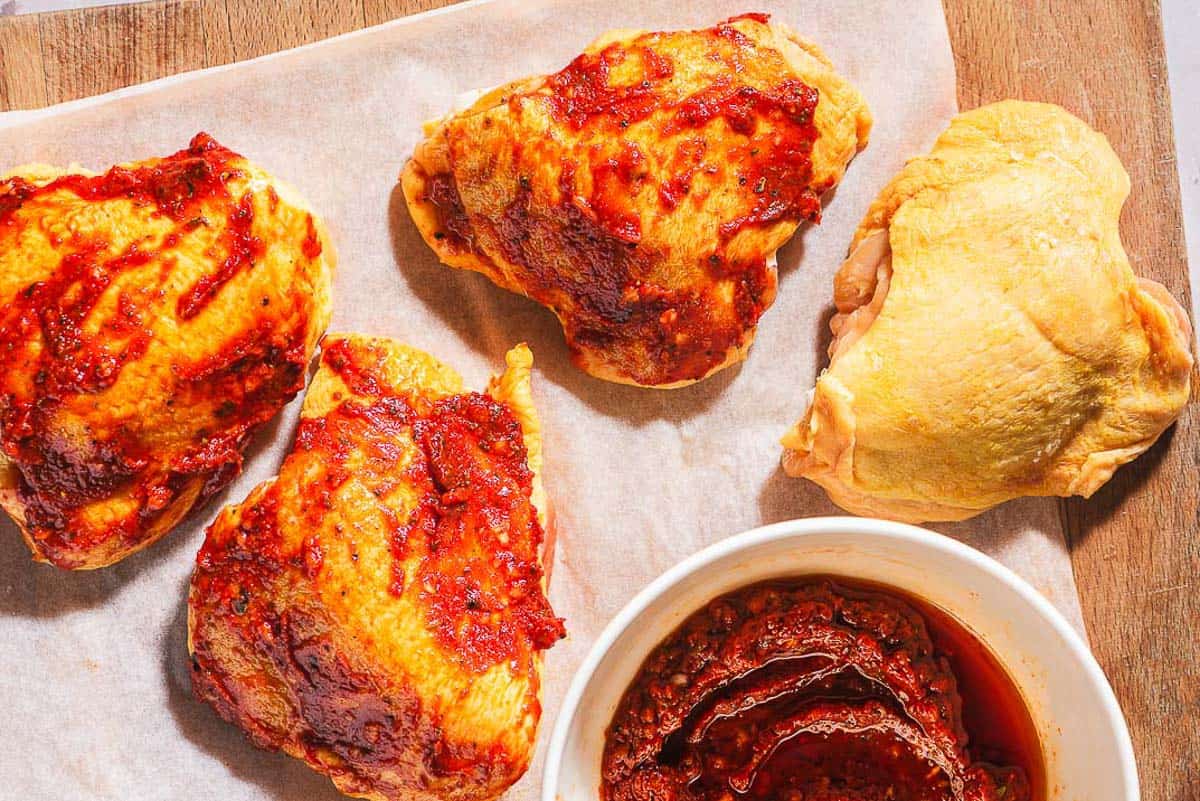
[0,2,1085,799]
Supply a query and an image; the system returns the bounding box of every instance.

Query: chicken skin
[402,14,870,387]
[0,134,334,569]
[783,101,1193,523]
[188,335,564,801]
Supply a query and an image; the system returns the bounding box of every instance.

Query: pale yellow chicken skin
[403,14,870,387]
[783,101,1193,523]
[188,335,563,801]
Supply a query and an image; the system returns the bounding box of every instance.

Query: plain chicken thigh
[782,101,1193,523]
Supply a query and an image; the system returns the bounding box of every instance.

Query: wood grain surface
[1,0,1195,799]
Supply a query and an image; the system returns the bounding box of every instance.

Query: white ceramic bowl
[543,517,1137,801]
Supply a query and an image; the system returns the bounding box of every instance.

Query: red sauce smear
[664,75,821,237]
[302,213,323,259]
[0,132,243,430]
[176,192,265,319]
[602,578,1042,801]
[0,132,240,225]
[546,43,676,131]
[423,171,475,252]
[187,354,540,781]
[0,133,321,566]
[420,15,824,385]
[588,141,646,244]
[316,338,563,672]
[538,13,822,241]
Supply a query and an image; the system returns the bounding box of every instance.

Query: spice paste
[602,578,1042,801]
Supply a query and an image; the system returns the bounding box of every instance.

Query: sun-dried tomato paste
[602,578,1042,801]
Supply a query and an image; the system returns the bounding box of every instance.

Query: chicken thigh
[402,14,870,387]
[0,134,333,568]
[782,101,1193,522]
[188,335,563,801]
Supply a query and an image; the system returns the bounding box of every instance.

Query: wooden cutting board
[1,1,1196,799]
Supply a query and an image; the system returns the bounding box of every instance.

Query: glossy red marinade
[188,337,563,792]
[327,338,564,672]
[176,191,266,320]
[602,578,1041,801]
[546,42,677,131]
[0,132,239,225]
[663,75,822,239]
[420,15,823,385]
[0,133,319,566]
[195,337,562,675]
[536,15,823,247]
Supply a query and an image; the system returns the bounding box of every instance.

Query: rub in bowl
[543,517,1137,801]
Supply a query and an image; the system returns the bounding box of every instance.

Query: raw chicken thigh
[782,101,1193,523]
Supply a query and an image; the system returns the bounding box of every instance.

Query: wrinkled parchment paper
[0,1,1085,799]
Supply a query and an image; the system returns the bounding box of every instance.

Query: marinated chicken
[188,335,563,801]
[402,13,870,387]
[782,101,1194,522]
[0,134,334,568]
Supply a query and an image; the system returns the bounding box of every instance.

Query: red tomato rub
[602,579,1041,801]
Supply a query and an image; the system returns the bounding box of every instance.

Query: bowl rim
[540,515,1139,801]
